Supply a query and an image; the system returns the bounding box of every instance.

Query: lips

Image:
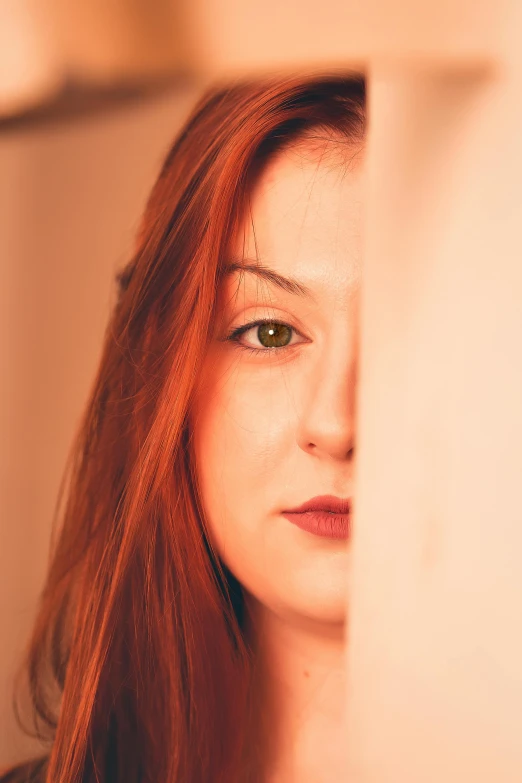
[281,494,352,540]
[282,494,352,515]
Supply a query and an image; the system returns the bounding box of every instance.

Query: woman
[2,72,365,783]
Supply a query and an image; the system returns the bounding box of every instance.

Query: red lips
[282,494,352,515]
[281,494,352,540]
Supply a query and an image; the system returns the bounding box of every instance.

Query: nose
[296,325,357,462]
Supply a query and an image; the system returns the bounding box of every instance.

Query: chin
[288,551,349,624]
[218,533,350,629]
[255,572,349,629]
[289,591,348,627]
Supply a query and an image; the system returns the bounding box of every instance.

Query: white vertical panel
[347,55,522,782]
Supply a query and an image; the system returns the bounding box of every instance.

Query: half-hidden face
[190,138,363,625]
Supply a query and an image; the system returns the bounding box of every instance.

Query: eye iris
[257,322,292,348]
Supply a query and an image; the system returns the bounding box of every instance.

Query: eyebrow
[222,259,315,300]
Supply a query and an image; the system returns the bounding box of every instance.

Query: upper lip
[283,494,352,514]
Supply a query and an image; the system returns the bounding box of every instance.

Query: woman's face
[190,138,363,626]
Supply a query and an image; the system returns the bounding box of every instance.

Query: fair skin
[190,134,363,782]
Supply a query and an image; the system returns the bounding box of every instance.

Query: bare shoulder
[0,757,49,783]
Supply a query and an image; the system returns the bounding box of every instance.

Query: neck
[242,596,347,783]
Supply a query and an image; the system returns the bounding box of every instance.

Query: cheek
[189,351,349,624]
[190,355,297,550]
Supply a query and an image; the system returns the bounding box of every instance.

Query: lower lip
[282,511,351,540]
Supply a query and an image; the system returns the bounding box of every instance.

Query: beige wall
[0,82,200,768]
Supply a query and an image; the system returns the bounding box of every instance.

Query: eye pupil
[258,322,292,348]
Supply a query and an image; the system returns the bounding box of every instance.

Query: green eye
[225,318,302,355]
[257,322,292,348]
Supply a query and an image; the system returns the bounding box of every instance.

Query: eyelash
[225,318,304,356]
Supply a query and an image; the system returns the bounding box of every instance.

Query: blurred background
[0,0,206,767]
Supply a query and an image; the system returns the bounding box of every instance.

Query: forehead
[236,140,364,294]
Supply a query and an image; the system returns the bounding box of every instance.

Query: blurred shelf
[0,72,197,132]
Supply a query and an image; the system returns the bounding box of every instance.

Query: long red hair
[12,73,365,783]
